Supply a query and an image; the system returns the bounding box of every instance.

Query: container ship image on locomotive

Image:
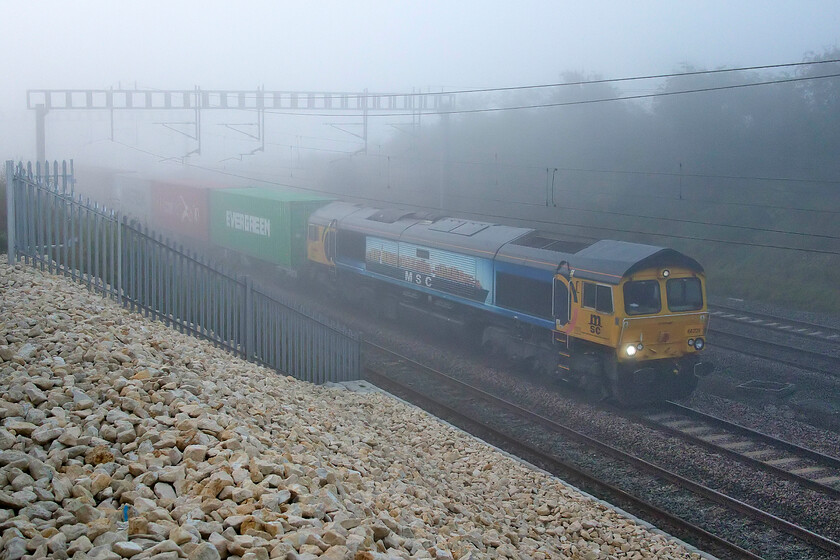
[103,178,714,406]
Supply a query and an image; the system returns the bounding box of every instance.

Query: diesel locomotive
[303,201,712,405]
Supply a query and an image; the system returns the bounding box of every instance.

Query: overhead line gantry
[27,87,455,161]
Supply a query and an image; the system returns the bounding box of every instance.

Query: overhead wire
[109,140,840,256]
[114,65,840,189]
[100,60,840,252]
[355,150,840,195]
[131,58,840,99]
[346,151,840,221]
[374,59,840,97]
[440,190,840,239]
[252,72,840,118]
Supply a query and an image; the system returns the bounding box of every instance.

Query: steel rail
[709,330,840,377]
[363,367,760,560]
[663,401,840,469]
[709,304,840,342]
[633,401,840,500]
[362,340,840,558]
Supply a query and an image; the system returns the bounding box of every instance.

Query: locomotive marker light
[624,342,645,357]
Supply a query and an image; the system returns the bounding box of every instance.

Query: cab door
[307,219,338,266]
[553,275,572,329]
[553,273,575,370]
[324,219,337,264]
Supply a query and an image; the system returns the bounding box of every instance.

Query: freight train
[97,175,713,405]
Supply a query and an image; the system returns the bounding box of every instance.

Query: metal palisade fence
[4,160,360,383]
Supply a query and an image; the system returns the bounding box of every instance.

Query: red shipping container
[150,180,226,242]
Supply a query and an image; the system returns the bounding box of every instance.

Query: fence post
[117,215,123,305]
[244,276,254,362]
[5,161,15,264]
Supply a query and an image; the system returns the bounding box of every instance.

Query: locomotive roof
[309,201,375,226]
[310,201,532,257]
[401,219,531,258]
[497,238,703,284]
[571,240,704,283]
[310,201,425,237]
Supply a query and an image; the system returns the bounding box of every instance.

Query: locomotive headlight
[625,344,637,357]
[687,338,694,346]
[694,338,705,350]
[662,269,670,277]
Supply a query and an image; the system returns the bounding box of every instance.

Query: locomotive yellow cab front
[610,267,713,402]
[554,248,714,405]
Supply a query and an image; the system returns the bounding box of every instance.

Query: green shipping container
[209,187,330,268]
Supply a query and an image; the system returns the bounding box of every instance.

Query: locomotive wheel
[609,371,659,407]
[381,296,399,321]
[579,373,609,402]
[481,327,505,358]
[530,355,558,384]
[481,336,500,357]
[666,370,699,400]
[358,287,380,317]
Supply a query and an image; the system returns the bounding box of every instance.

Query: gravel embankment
[0,260,702,560]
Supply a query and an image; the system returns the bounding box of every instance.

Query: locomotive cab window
[337,231,366,262]
[624,280,661,315]
[582,282,613,314]
[667,277,703,311]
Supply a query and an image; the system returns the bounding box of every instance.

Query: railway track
[708,303,840,377]
[637,401,840,500]
[709,304,840,344]
[362,341,840,560]
[708,329,840,377]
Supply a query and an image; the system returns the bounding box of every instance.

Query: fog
[2,1,840,310]
[3,1,839,163]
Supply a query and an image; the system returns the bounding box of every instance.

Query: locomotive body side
[305,202,537,322]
